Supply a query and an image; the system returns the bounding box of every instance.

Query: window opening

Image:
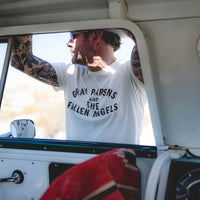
[0,31,155,145]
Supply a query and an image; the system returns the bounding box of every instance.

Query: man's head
[67,29,121,66]
[84,30,121,51]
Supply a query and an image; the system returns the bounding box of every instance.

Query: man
[11,29,146,144]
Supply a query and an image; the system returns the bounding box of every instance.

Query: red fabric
[40,148,140,200]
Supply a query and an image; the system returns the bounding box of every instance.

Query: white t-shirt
[53,60,146,144]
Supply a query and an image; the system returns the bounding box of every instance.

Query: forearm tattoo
[11,35,59,87]
[131,45,144,83]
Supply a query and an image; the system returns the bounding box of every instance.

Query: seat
[40,148,140,200]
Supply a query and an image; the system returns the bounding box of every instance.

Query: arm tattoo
[29,60,58,86]
[11,35,59,87]
[131,44,144,83]
[121,29,144,83]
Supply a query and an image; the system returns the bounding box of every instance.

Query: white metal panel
[1,0,200,28]
[0,148,96,199]
[0,148,154,200]
[138,18,200,148]
[0,0,109,27]
[127,0,200,21]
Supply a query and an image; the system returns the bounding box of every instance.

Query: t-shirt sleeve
[124,60,147,105]
[51,63,68,91]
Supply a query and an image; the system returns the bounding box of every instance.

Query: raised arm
[11,35,59,87]
[122,29,144,84]
[131,44,144,84]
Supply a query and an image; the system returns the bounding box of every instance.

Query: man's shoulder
[51,62,68,72]
[52,63,83,72]
[113,60,130,67]
[52,62,72,68]
[112,60,131,73]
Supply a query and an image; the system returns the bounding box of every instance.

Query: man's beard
[72,56,86,66]
[71,52,93,66]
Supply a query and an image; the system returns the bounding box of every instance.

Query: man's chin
[72,58,86,66]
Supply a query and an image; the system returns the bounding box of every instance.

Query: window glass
[0,42,8,79]
[0,31,155,145]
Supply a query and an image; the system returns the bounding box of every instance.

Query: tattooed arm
[131,44,144,84]
[11,35,59,87]
[122,29,144,83]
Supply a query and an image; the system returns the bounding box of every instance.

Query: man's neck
[87,56,116,72]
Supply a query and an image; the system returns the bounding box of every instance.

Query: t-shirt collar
[87,60,118,76]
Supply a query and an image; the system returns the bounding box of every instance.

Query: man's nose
[67,39,73,47]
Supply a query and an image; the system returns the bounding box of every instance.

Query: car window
[0,31,155,145]
[0,42,7,76]
[0,40,9,108]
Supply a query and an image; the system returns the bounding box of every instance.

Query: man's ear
[88,30,103,47]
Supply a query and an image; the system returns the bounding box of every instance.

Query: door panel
[0,139,156,199]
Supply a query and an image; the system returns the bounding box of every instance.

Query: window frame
[0,19,162,146]
[0,37,13,108]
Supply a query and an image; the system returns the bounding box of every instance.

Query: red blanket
[40,148,140,200]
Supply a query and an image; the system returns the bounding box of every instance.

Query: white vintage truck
[0,0,200,199]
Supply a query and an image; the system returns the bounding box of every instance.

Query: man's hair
[101,31,121,51]
[84,30,121,51]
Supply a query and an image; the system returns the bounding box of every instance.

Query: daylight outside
[0,32,155,145]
